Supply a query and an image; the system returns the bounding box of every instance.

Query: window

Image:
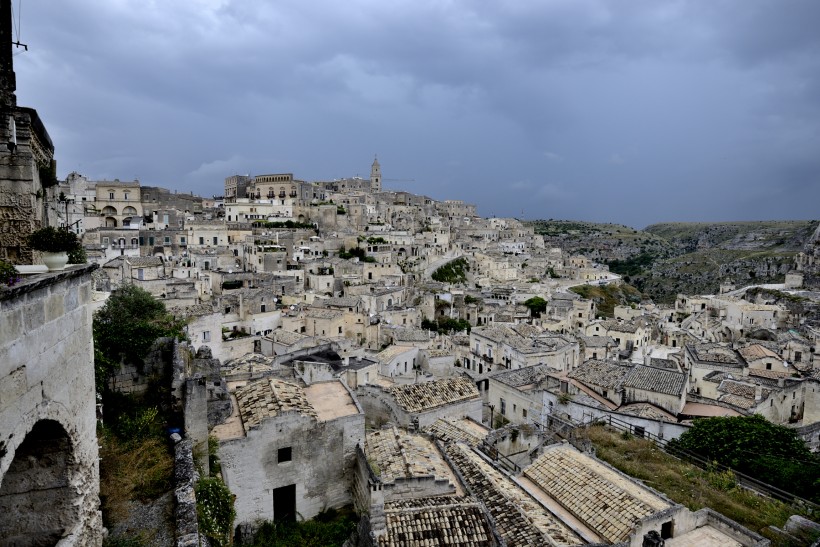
[109,191,114,199]
[180,237,186,244]
[203,331,210,342]
[338,326,342,334]
[148,236,155,246]
[522,409,527,418]
[795,351,802,362]
[163,214,169,224]
[277,447,292,463]
[500,398,506,415]
[199,237,204,245]
[102,237,109,246]
[164,236,170,244]
[213,237,218,245]
[261,305,266,313]
[204,261,210,271]
[766,363,772,370]
[137,269,144,280]
[123,192,128,200]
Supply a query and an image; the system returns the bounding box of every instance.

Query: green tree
[668,414,820,502]
[93,285,185,392]
[523,296,547,318]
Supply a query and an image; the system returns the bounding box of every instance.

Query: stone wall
[0,265,102,545]
[219,411,365,525]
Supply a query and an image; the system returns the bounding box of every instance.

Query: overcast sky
[12,0,820,228]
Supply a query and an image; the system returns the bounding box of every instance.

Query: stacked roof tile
[445,443,583,546]
[389,376,479,413]
[523,444,668,544]
[378,496,495,547]
[234,378,317,430]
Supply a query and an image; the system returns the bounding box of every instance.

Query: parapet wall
[0,265,102,545]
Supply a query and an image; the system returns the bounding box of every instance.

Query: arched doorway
[0,420,81,544]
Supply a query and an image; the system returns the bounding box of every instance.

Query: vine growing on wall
[195,476,236,546]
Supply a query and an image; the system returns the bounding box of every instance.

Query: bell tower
[370,155,381,193]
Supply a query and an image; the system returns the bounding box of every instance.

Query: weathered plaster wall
[0,265,102,546]
[219,411,364,525]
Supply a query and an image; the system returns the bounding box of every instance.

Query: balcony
[278,192,286,198]
[289,192,297,198]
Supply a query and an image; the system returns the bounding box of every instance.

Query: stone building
[214,377,364,525]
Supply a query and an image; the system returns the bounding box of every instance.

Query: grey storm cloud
[11,0,820,227]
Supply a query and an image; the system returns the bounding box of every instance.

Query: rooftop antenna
[11,0,26,51]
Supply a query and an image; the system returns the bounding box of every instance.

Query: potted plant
[28,226,80,271]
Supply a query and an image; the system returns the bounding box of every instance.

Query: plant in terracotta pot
[28,226,80,271]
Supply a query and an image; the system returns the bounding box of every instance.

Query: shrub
[28,226,80,253]
[0,259,20,286]
[196,477,236,547]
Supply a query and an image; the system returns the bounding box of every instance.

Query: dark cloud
[11,0,820,227]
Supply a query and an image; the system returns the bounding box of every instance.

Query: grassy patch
[569,283,642,317]
[99,432,174,524]
[579,425,809,539]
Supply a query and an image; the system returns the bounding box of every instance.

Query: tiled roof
[718,393,757,410]
[688,343,742,366]
[365,427,453,485]
[568,360,631,390]
[375,345,416,363]
[389,376,480,413]
[738,344,780,362]
[748,368,794,380]
[425,418,487,446]
[271,329,308,345]
[523,444,668,544]
[319,296,361,308]
[491,364,551,388]
[601,319,641,333]
[304,307,343,319]
[622,365,686,396]
[445,443,583,546]
[377,496,495,547]
[391,328,431,342]
[234,378,316,430]
[649,358,680,370]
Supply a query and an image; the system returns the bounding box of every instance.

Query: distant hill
[527,219,819,303]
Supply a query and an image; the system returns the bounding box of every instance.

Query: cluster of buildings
[53,161,819,546]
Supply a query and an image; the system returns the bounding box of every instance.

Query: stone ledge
[1,263,98,302]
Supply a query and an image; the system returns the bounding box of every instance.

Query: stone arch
[101,205,117,216]
[122,206,138,216]
[104,216,118,228]
[0,419,81,544]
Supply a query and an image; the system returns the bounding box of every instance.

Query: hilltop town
[5,149,820,545]
[3,4,820,546]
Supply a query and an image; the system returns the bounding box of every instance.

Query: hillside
[527,219,819,303]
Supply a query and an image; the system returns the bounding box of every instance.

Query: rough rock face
[192,346,232,427]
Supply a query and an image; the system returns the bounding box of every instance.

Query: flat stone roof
[665,525,742,547]
[303,381,360,421]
